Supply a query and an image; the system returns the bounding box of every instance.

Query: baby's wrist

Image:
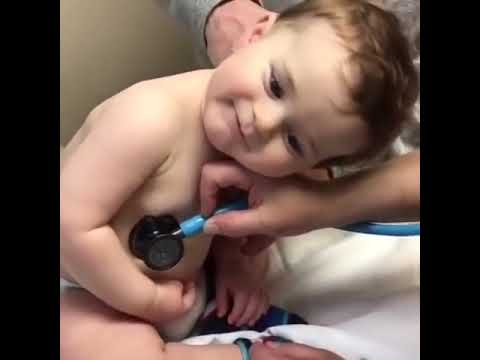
[214,247,268,278]
[214,249,247,270]
[251,248,269,273]
[211,237,245,261]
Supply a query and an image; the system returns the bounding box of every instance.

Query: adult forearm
[322,151,420,226]
[200,152,419,240]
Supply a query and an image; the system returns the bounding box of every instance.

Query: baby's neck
[165,69,213,118]
[166,69,228,163]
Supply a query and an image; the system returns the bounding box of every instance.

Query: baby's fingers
[237,294,261,326]
[228,291,248,325]
[148,280,184,321]
[215,284,229,318]
[181,281,196,311]
[250,291,269,326]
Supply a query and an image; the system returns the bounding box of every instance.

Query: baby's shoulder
[114,78,182,121]
[110,70,211,119]
[87,78,185,138]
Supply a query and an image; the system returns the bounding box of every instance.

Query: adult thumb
[203,209,265,238]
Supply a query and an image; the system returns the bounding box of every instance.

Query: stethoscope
[129,199,420,271]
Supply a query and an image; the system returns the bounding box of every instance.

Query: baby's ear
[233,12,278,51]
[247,12,278,44]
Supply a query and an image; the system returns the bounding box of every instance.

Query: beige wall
[60,0,195,145]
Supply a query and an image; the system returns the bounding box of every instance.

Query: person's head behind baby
[203,0,418,177]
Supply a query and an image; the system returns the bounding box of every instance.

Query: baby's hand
[147,280,196,323]
[214,241,270,327]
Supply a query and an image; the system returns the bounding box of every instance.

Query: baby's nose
[254,113,283,141]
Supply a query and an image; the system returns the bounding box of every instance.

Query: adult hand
[200,161,334,255]
[205,0,278,66]
[200,151,420,249]
[251,341,344,360]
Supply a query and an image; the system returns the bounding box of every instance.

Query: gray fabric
[168,0,225,67]
[167,0,304,67]
[262,0,303,11]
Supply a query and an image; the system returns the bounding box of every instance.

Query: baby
[60,0,418,356]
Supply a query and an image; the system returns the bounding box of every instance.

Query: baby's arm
[60,82,193,323]
[211,236,270,326]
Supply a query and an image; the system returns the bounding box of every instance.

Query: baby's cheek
[268,142,300,173]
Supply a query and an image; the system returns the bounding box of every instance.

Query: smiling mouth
[233,107,248,142]
[231,101,255,150]
[235,112,245,138]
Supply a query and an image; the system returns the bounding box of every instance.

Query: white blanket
[184,289,420,360]
[266,228,420,325]
[184,228,420,358]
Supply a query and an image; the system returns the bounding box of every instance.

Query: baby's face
[203,20,370,177]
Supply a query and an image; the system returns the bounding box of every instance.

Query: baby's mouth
[232,98,266,152]
[233,108,252,150]
[234,110,245,139]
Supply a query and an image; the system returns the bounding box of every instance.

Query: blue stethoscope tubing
[180,199,420,238]
[338,222,420,236]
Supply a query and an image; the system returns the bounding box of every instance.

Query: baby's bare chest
[112,152,213,281]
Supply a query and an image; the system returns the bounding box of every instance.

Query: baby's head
[203,0,418,177]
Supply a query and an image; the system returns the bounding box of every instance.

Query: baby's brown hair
[275,0,419,166]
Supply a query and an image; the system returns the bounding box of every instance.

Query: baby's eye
[270,69,284,99]
[287,133,303,156]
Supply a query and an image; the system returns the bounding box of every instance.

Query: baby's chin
[206,132,234,160]
[203,118,227,151]
[234,157,296,178]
